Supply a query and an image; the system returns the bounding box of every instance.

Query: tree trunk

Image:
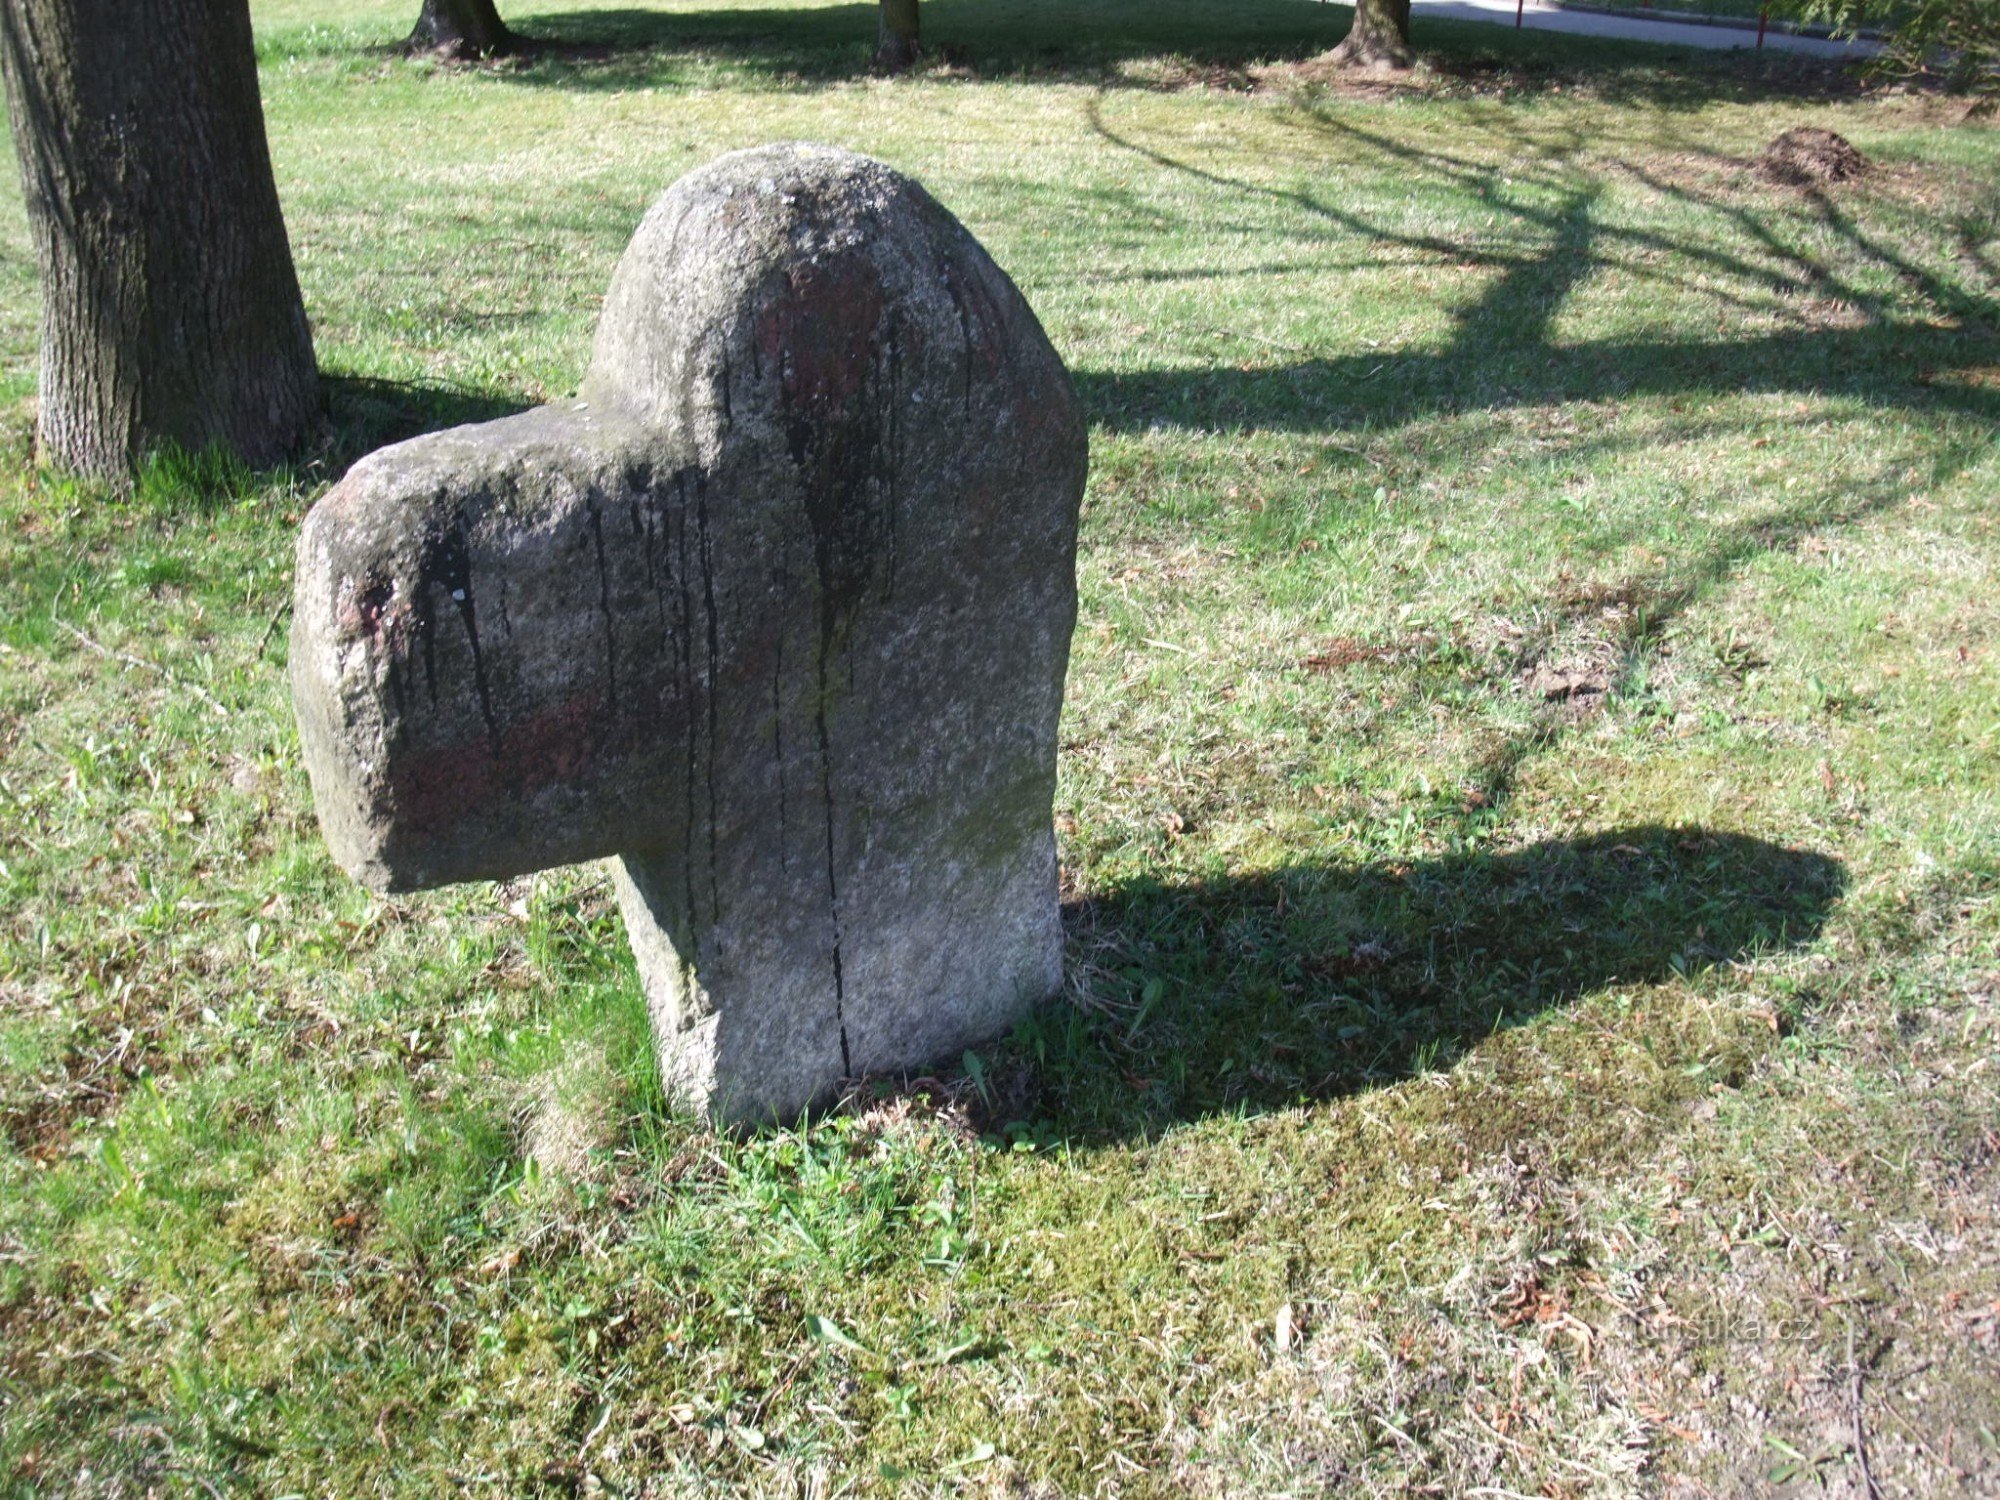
[0,0,318,483]
[1328,0,1414,69]
[406,0,515,60]
[876,0,919,71]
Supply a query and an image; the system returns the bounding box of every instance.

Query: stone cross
[291,144,1086,1124]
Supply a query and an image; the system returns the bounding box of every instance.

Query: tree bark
[1328,0,1414,69]
[0,0,319,482]
[406,0,515,60]
[876,0,919,71]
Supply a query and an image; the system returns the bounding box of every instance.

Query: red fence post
[1757,0,1770,46]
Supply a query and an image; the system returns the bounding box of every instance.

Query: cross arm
[290,398,702,892]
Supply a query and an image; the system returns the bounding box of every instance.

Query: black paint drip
[417,517,499,748]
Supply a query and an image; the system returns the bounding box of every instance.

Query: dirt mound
[1756,127,1870,187]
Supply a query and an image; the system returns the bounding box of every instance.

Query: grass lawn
[3,0,1998,1494]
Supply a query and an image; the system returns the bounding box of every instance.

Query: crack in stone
[672,472,701,950]
[585,487,619,717]
[772,591,787,873]
[697,470,721,925]
[815,638,852,1079]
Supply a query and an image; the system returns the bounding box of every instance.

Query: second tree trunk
[1329,0,1414,68]
[407,0,515,59]
[0,0,320,482]
[876,0,919,70]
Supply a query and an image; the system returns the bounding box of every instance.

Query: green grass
[3,0,1999,1494]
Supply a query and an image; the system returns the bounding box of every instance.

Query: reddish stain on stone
[384,688,661,850]
[756,253,885,417]
[341,575,401,641]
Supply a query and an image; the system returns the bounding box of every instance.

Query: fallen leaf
[805,1314,874,1357]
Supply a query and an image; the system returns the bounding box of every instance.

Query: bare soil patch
[1756,125,1872,187]
[1258,54,1431,100]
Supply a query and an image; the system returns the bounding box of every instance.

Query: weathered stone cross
[291,145,1086,1124]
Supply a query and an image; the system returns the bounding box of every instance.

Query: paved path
[1412,0,1878,58]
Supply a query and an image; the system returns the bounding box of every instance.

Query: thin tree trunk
[0,0,319,482]
[876,0,919,71]
[1328,0,1414,69]
[406,0,515,60]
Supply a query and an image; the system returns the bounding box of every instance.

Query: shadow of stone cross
[290,144,1088,1126]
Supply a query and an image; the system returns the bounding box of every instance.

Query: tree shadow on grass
[1079,308,1998,443]
[491,0,1860,103]
[1012,827,1843,1143]
[1073,94,2000,438]
[498,0,1345,86]
[1075,323,2000,437]
[1058,98,1990,863]
[318,373,533,474]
